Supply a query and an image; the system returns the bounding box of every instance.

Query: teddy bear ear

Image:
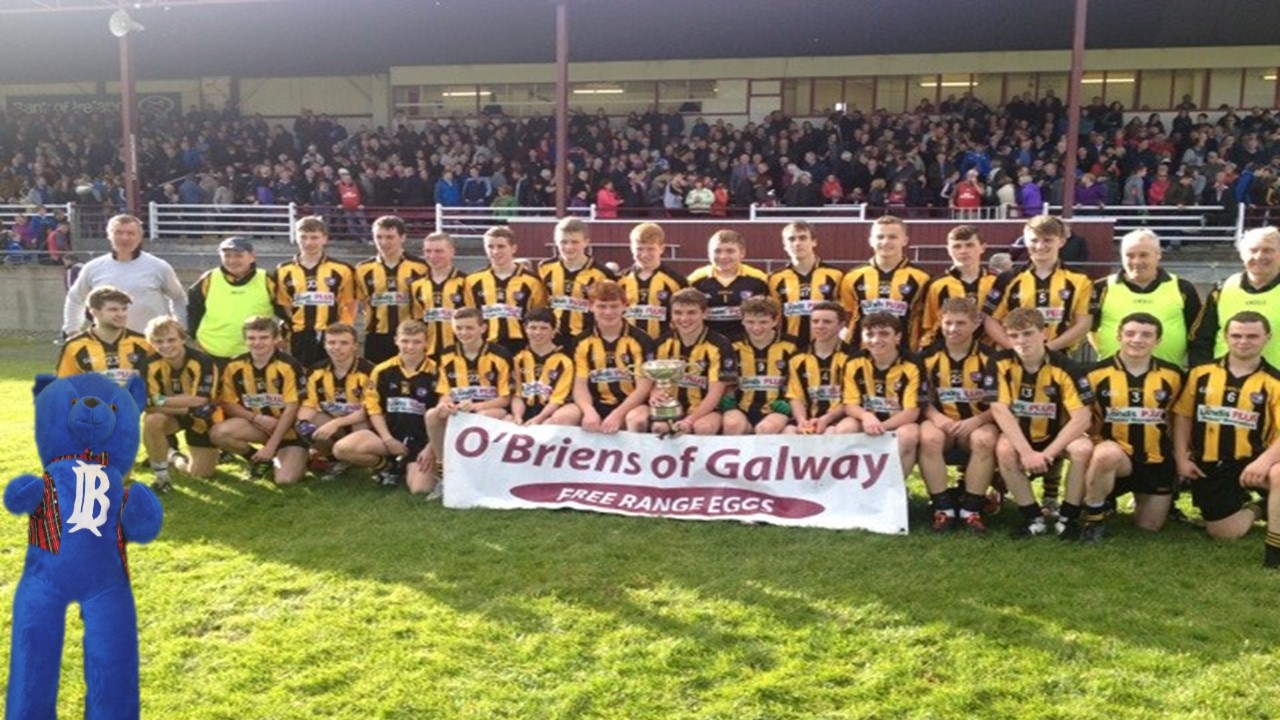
[32,374,57,398]
[124,375,147,412]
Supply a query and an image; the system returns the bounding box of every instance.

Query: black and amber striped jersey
[786,344,850,419]
[409,267,467,359]
[655,327,737,409]
[538,257,616,339]
[1173,358,1280,464]
[574,325,657,408]
[991,350,1094,445]
[145,347,220,433]
[1088,355,1184,464]
[304,357,375,417]
[463,266,549,348]
[983,263,1092,348]
[921,341,995,421]
[57,329,153,386]
[838,259,931,345]
[620,263,688,339]
[687,264,771,343]
[732,334,799,417]
[365,355,438,440]
[274,254,357,334]
[919,268,998,347]
[842,351,928,421]
[219,351,305,430]
[355,254,429,336]
[767,260,845,347]
[513,346,575,410]
[436,343,515,404]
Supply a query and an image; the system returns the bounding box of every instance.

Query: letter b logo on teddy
[67,460,111,537]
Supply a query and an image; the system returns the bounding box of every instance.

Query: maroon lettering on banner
[510,482,825,519]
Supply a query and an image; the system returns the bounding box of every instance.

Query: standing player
[784,302,850,435]
[295,323,374,467]
[833,312,926,484]
[989,308,1095,538]
[839,215,931,348]
[538,217,616,345]
[767,221,844,348]
[464,226,548,353]
[509,308,579,426]
[619,222,687,340]
[332,320,438,493]
[209,316,309,485]
[57,286,153,385]
[919,225,996,348]
[687,229,769,343]
[275,216,356,368]
[723,297,797,436]
[917,298,1000,534]
[1080,313,1185,542]
[572,281,657,434]
[410,231,467,360]
[1173,311,1280,567]
[141,316,220,492]
[652,288,736,436]
[355,216,429,364]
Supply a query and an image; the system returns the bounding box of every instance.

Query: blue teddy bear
[4,373,163,720]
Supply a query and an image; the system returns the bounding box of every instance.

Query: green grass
[1,338,1279,719]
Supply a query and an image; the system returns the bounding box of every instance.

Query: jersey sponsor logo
[320,401,363,416]
[450,386,499,402]
[807,385,841,401]
[1011,400,1057,418]
[242,393,285,409]
[863,396,902,413]
[624,305,667,321]
[549,296,591,313]
[422,308,454,322]
[677,373,709,390]
[1037,306,1065,324]
[936,387,991,404]
[371,291,409,306]
[588,368,633,384]
[99,368,139,386]
[67,460,111,538]
[783,300,818,317]
[738,376,786,391]
[1103,407,1166,424]
[521,381,553,399]
[859,298,908,316]
[481,304,523,320]
[1197,405,1259,429]
[706,306,742,321]
[294,291,335,306]
[386,396,427,415]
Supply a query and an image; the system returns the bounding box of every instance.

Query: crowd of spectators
[2,92,1278,245]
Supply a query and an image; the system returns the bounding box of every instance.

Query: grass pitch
[0,339,1278,719]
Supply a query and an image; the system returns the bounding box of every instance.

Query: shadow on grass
[154,466,1272,668]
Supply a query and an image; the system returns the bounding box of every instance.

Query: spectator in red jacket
[595,179,622,218]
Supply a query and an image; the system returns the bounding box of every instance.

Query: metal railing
[1044,203,1244,244]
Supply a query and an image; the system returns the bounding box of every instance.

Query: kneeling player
[1080,313,1185,541]
[783,302,849,435]
[917,299,1000,533]
[509,308,580,426]
[723,297,797,435]
[833,312,925,484]
[295,323,374,471]
[209,316,309,485]
[651,288,736,436]
[989,308,1094,538]
[332,320,438,493]
[142,316,220,491]
[1173,311,1280,567]
[572,281,656,433]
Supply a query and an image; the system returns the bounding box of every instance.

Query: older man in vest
[1192,226,1280,366]
[188,237,284,363]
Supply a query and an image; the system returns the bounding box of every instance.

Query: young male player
[838,215,931,348]
[619,222,687,340]
[464,226,548,353]
[332,320,438,493]
[1080,312,1185,542]
[1173,311,1280,567]
[919,225,996,347]
[651,287,737,436]
[410,231,467,360]
[572,281,657,434]
[687,229,769,343]
[274,215,356,367]
[723,296,797,436]
[983,215,1093,352]
[989,308,1095,538]
[295,322,374,467]
[917,298,1001,534]
[57,285,153,384]
[209,316,309,485]
[767,221,844,348]
[142,316,220,492]
[509,308,579,426]
[784,301,850,435]
[539,217,616,343]
[833,312,926,484]
[355,215,428,364]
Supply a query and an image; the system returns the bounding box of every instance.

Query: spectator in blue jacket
[434,169,462,206]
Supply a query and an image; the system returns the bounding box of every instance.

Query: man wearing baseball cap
[188,236,286,363]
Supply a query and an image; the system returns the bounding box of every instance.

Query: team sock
[1059,502,1082,521]
[959,491,986,518]
[930,491,956,515]
[1018,503,1042,524]
[1082,503,1108,524]
[1264,532,1280,569]
[150,461,169,482]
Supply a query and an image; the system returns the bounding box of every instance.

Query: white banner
[443,414,909,534]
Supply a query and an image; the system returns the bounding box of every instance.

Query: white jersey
[62,250,188,335]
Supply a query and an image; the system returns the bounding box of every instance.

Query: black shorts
[733,406,784,427]
[290,330,327,369]
[364,332,397,365]
[175,415,215,449]
[593,401,620,420]
[1190,460,1265,522]
[1114,461,1176,497]
[518,403,542,424]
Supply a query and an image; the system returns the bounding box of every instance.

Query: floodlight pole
[119,31,141,214]
[554,0,569,217]
[1060,0,1087,219]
